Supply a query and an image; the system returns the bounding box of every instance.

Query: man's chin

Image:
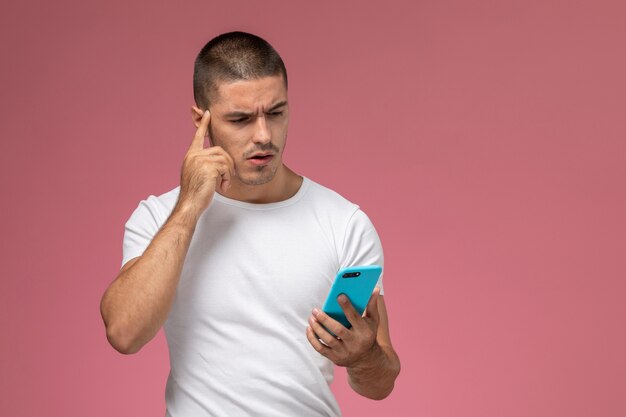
[236,167,279,186]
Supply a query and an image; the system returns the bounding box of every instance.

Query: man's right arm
[100,202,200,354]
[100,110,233,354]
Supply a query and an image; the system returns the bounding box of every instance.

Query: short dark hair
[193,31,288,109]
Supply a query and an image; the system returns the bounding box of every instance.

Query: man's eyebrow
[223,101,288,118]
[267,100,288,112]
[223,110,254,118]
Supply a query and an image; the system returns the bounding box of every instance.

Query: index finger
[191,110,211,151]
[312,308,346,339]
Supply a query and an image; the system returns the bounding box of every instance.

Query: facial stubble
[209,123,283,186]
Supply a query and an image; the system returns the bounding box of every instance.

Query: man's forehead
[213,75,287,111]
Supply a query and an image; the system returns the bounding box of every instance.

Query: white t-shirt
[122,177,384,417]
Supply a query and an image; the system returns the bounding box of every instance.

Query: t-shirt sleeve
[338,209,385,295]
[121,197,163,268]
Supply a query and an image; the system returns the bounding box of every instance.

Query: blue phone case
[322,265,382,329]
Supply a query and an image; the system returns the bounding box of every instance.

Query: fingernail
[338,294,347,303]
[312,308,320,317]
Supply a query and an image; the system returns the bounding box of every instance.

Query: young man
[100,32,400,416]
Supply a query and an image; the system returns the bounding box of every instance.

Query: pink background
[1,0,625,416]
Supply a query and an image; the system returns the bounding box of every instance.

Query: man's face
[207,75,289,186]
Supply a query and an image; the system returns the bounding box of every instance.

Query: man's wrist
[172,199,203,228]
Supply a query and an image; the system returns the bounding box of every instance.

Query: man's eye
[231,117,249,124]
[267,111,283,117]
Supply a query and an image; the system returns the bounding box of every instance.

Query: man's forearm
[347,342,401,400]
[101,202,200,354]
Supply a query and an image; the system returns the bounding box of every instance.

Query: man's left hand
[306,288,381,367]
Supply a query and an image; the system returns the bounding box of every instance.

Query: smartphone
[322,265,382,329]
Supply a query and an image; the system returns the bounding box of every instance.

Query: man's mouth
[248,152,273,160]
[247,153,275,165]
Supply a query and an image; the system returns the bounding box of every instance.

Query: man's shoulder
[131,185,180,218]
[303,177,359,211]
[122,185,181,252]
[304,177,354,204]
[154,185,181,203]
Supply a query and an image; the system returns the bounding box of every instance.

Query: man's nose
[252,115,271,144]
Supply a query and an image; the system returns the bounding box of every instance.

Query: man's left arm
[306,288,401,400]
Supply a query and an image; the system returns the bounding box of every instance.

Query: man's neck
[217,165,303,204]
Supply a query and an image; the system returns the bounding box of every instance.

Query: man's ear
[191,105,206,130]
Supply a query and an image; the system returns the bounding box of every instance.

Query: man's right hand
[101,111,235,354]
[177,110,235,217]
